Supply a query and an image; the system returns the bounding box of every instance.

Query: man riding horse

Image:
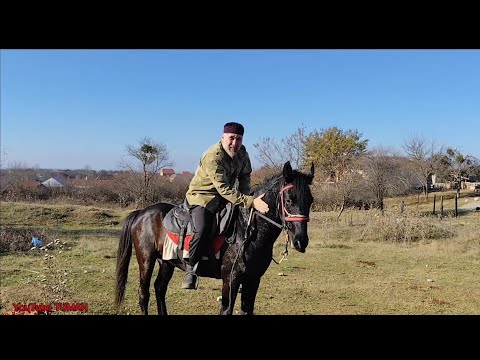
[182,122,269,289]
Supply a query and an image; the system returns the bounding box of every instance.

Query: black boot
[181,263,199,290]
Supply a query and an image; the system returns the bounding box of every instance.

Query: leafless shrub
[359,210,454,243]
[311,183,342,212]
[164,175,191,203]
[0,227,52,253]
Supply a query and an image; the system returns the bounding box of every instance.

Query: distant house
[160,168,176,178]
[23,180,46,189]
[42,176,65,187]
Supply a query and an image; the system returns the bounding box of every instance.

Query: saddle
[162,200,237,264]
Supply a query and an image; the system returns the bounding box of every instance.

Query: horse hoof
[181,272,198,290]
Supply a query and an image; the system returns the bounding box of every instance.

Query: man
[182,121,269,289]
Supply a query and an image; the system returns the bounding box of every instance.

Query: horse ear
[283,161,293,182]
[308,162,315,184]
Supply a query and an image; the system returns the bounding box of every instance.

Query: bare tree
[253,125,307,171]
[120,137,172,207]
[403,134,443,199]
[361,146,411,211]
[281,125,307,170]
[334,162,365,220]
[0,148,7,169]
[253,136,283,170]
[471,157,480,180]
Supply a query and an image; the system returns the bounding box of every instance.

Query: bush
[359,210,455,243]
[0,227,52,253]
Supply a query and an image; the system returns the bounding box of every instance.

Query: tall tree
[120,137,172,206]
[471,158,480,180]
[403,134,443,199]
[303,127,368,183]
[301,127,367,217]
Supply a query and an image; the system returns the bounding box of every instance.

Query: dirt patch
[460,199,480,210]
[357,260,376,267]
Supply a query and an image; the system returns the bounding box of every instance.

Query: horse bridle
[243,179,309,262]
[253,179,310,230]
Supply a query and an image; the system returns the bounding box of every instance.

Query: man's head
[221,122,244,158]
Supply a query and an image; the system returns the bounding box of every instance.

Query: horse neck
[237,207,281,254]
[252,178,284,244]
[262,177,283,223]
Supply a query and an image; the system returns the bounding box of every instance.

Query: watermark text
[12,302,88,314]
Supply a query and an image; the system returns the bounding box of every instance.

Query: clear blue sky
[1,49,479,172]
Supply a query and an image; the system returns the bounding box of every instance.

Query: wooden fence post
[455,196,458,217]
[440,196,444,218]
[432,194,436,215]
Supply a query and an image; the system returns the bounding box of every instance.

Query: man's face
[221,133,243,158]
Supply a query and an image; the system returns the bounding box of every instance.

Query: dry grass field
[1,191,479,315]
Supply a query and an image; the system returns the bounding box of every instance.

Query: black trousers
[188,206,215,266]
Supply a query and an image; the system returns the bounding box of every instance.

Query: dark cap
[223,122,244,136]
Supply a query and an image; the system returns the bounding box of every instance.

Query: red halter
[280,184,310,222]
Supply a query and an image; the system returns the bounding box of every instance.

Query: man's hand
[253,193,269,214]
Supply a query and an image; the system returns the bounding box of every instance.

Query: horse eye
[285,199,292,206]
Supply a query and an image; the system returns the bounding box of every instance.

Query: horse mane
[253,168,313,207]
[252,173,283,196]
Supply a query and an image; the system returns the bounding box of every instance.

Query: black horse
[115,161,314,315]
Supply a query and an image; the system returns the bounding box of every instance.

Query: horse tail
[115,209,141,309]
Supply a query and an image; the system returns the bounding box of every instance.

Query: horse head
[281,161,314,253]
[255,161,314,253]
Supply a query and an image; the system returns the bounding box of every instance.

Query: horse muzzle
[293,238,308,253]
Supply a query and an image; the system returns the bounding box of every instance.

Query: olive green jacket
[186,141,254,212]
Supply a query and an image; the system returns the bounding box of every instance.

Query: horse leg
[138,255,156,315]
[219,276,242,315]
[239,276,260,315]
[153,260,174,315]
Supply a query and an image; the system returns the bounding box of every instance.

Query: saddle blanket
[162,231,225,261]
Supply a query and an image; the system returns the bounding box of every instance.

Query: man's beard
[225,147,238,158]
